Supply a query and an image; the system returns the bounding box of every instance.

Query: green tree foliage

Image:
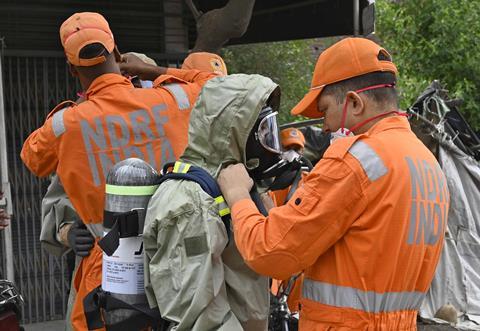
[222,40,316,124]
[223,1,480,130]
[375,0,480,130]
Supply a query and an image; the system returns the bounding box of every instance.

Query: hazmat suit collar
[86,73,133,99]
[180,74,279,178]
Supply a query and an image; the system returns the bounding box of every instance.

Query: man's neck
[354,105,398,134]
[80,68,121,91]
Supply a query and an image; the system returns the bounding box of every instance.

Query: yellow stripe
[173,161,191,174]
[173,162,181,173]
[214,196,225,204]
[219,208,231,217]
[105,184,159,196]
[215,196,230,216]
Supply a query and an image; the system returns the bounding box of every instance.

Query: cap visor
[291,88,323,118]
[283,139,304,149]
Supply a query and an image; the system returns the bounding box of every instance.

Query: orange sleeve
[231,158,367,280]
[164,68,217,86]
[271,187,289,206]
[20,116,59,177]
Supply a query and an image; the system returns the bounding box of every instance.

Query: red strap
[354,83,395,94]
[347,110,407,135]
[339,83,397,134]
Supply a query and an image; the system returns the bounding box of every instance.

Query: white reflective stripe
[348,141,387,181]
[85,222,104,238]
[52,108,67,137]
[302,278,425,313]
[164,83,190,110]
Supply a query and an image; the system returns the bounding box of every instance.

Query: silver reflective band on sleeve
[164,83,190,110]
[348,141,387,181]
[52,108,67,137]
[302,278,425,313]
[85,222,104,238]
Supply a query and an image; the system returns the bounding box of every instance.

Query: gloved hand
[67,220,94,257]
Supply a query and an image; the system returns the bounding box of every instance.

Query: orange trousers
[71,243,105,331]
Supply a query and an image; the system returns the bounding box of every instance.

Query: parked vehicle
[0,280,24,331]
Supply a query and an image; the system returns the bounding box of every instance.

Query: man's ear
[346,91,365,115]
[68,63,79,77]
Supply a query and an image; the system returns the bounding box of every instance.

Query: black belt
[83,286,170,331]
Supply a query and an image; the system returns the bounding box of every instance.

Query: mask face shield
[245,106,283,182]
[246,105,310,191]
[257,109,282,155]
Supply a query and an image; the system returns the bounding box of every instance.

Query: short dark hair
[323,71,398,107]
[79,43,108,59]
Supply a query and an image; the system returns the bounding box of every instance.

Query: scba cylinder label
[102,236,144,295]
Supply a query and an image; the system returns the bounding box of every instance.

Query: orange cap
[291,37,398,118]
[181,52,228,76]
[281,128,305,149]
[60,12,115,67]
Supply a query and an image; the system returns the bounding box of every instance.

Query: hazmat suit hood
[180,74,280,178]
[144,74,276,330]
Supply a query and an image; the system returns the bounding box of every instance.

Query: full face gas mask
[245,106,283,182]
[245,106,313,192]
[245,98,314,214]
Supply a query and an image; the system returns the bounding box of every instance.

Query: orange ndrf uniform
[232,116,449,330]
[21,68,216,330]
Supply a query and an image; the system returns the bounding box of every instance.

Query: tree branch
[184,0,202,21]
[186,0,256,53]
